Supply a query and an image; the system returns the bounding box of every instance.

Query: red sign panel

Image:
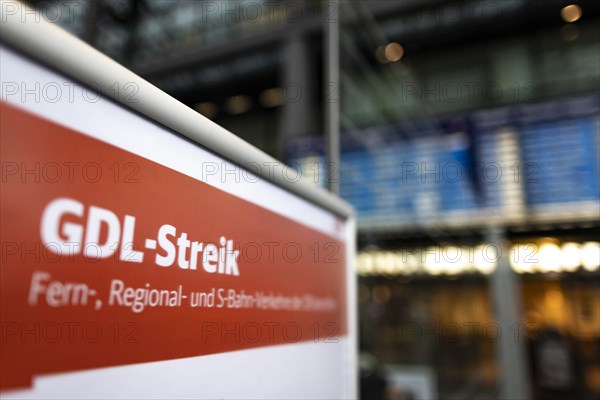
[1,103,347,390]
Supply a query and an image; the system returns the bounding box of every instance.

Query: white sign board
[0,12,356,399]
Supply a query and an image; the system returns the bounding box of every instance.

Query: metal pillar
[279,1,314,159]
[281,34,312,136]
[488,227,531,400]
[324,0,340,195]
